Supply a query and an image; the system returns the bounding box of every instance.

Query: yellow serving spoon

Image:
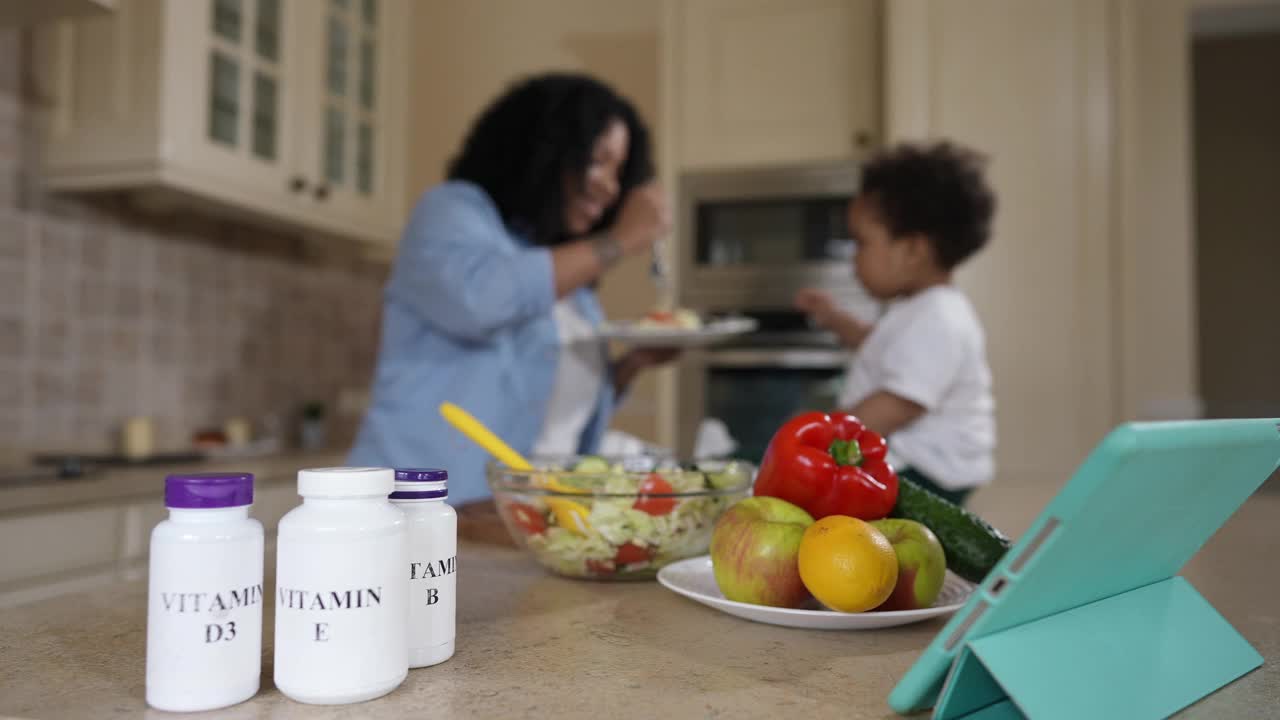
[439,402,591,535]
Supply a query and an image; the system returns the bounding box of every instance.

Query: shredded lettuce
[527,527,615,576]
[590,501,662,546]
[663,470,707,493]
[525,493,733,578]
[514,461,749,578]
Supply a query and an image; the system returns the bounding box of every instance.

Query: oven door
[677,348,849,464]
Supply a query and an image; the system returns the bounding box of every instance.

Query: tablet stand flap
[933,646,1009,720]
[933,576,1262,720]
[952,699,1022,720]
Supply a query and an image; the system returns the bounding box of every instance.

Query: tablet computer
[888,418,1280,714]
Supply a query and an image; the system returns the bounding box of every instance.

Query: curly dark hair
[447,73,654,246]
[859,141,996,269]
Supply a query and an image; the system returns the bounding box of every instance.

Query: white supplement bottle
[146,472,264,712]
[389,469,457,668]
[274,467,408,704]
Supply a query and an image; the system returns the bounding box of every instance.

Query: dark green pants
[898,466,973,506]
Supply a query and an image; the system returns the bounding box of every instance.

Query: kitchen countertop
[0,450,348,517]
[0,474,1276,719]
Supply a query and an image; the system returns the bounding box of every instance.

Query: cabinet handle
[853,131,873,149]
[313,185,331,201]
[289,176,308,193]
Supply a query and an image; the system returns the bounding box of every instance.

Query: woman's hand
[612,182,671,256]
[625,346,681,369]
[613,346,681,396]
[552,183,670,297]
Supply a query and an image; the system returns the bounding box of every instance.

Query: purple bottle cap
[165,472,254,509]
[390,468,448,500]
[395,469,448,483]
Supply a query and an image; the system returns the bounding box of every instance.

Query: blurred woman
[348,73,672,505]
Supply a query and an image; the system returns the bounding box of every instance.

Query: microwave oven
[676,162,878,315]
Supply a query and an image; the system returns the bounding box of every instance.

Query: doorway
[1190,6,1280,421]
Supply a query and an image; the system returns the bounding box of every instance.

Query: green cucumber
[890,477,1011,583]
[704,461,750,490]
[572,456,611,473]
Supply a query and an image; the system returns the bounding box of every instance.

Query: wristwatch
[591,232,623,269]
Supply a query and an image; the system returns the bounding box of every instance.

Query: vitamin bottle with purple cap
[146,472,264,712]
[390,468,457,668]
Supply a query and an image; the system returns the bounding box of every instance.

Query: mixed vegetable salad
[494,457,752,579]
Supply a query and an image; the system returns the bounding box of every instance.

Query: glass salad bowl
[487,455,754,580]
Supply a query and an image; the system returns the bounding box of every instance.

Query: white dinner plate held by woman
[596,316,758,347]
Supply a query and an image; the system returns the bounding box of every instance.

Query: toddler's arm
[845,390,925,438]
[794,289,873,349]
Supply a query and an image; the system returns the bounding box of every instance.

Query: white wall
[1113,0,1202,423]
[883,0,1236,479]
[407,0,660,195]
[886,0,1119,477]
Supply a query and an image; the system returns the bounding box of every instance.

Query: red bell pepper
[754,412,899,521]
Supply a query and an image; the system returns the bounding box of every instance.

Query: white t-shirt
[838,285,996,489]
[533,298,607,456]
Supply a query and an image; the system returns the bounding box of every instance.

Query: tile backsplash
[0,29,386,455]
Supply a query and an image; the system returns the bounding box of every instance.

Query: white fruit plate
[657,555,974,630]
[596,316,758,347]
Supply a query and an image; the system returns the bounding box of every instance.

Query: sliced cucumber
[572,456,611,473]
[705,462,751,490]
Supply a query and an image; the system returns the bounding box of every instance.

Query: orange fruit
[798,515,899,612]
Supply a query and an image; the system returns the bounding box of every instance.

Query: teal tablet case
[933,577,1260,719]
[887,419,1280,718]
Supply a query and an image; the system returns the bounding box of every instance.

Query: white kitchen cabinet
[0,478,298,608]
[0,506,122,587]
[667,0,881,170]
[40,0,409,246]
[0,0,115,27]
[0,505,126,609]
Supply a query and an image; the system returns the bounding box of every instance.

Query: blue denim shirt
[348,181,615,505]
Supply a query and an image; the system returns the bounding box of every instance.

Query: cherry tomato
[507,502,547,535]
[633,473,678,516]
[614,542,652,565]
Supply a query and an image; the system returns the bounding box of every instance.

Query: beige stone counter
[0,475,1276,719]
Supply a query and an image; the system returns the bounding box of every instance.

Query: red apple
[870,518,947,611]
[710,496,815,608]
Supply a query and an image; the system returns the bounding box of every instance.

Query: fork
[651,238,669,294]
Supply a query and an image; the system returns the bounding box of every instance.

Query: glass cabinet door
[204,0,286,167]
[177,0,401,240]
[319,0,379,199]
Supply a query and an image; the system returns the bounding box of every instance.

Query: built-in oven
[677,315,851,463]
[674,164,882,461]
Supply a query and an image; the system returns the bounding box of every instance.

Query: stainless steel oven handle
[703,349,850,369]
